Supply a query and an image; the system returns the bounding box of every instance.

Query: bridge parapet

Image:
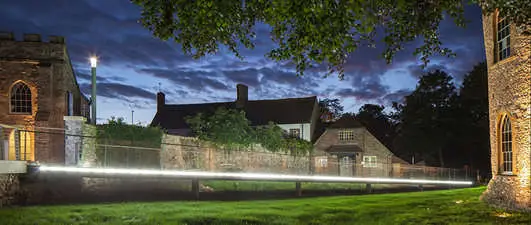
[0,160,27,174]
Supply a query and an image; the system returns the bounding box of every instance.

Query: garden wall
[161,134,311,174]
[0,173,19,207]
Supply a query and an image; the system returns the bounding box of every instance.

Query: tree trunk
[438,147,445,167]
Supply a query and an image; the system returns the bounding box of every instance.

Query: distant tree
[319,98,344,121]
[132,0,530,78]
[394,70,458,167]
[454,62,490,172]
[354,104,396,151]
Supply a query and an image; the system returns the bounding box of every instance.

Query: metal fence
[1,124,470,182]
[159,141,470,182]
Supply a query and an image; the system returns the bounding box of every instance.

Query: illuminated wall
[480,11,531,210]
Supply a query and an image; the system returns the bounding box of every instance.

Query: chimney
[157,92,165,112]
[236,84,248,107]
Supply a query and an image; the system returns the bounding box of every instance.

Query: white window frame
[289,128,301,138]
[363,156,377,168]
[496,16,511,61]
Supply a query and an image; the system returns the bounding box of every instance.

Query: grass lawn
[1,187,529,225]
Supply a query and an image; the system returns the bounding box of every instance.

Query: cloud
[79,82,155,102]
[383,89,413,104]
[138,68,228,91]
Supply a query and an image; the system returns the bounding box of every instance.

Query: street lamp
[90,56,98,125]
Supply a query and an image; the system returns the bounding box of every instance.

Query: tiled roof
[327,115,364,129]
[151,96,317,130]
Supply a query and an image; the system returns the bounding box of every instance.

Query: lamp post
[90,57,97,125]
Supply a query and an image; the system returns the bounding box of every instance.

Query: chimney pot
[236,84,248,107]
[157,92,165,112]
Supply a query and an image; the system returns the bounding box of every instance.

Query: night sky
[0,0,486,125]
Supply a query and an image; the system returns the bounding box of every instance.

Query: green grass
[1,187,529,225]
[201,180,391,191]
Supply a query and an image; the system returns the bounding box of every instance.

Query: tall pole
[90,57,97,125]
[131,110,134,125]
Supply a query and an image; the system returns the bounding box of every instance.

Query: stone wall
[0,32,89,164]
[0,174,20,207]
[481,13,531,210]
[161,134,311,174]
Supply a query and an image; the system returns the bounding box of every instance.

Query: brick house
[151,84,321,142]
[0,32,90,164]
[313,116,405,177]
[479,11,531,210]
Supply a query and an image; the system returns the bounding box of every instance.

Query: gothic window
[500,115,513,173]
[10,82,32,114]
[496,15,511,61]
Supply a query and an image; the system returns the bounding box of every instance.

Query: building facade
[480,12,531,210]
[0,32,90,164]
[312,116,404,177]
[151,84,321,142]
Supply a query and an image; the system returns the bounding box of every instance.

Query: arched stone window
[500,115,513,173]
[10,82,32,114]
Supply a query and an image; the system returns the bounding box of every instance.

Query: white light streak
[38,166,474,186]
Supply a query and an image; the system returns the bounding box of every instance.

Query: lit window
[363,156,377,168]
[497,16,511,61]
[289,129,301,138]
[500,115,513,173]
[338,130,355,141]
[10,82,32,114]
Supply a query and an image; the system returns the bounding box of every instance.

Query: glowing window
[10,82,32,114]
[338,130,355,141]
[500,115,513,173]
[363,156,377,168]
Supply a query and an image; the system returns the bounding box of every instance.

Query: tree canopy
[185,107,313,155]
[132,0,529,78]
[318,98,344,121]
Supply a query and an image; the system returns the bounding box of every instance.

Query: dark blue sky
[0,0,486,125]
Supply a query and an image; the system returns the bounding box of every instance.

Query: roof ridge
[247,96,317,102]
[164,101,232,107]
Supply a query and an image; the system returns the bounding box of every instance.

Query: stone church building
[480,11,531,210]
[0,32,90,164]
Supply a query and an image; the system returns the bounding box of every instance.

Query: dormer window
[496,16,511,61]
[338,130,355,141]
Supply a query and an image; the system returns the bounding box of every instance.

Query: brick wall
[161,134,311,174]
[481,13,531,210]
[0,32,89,164]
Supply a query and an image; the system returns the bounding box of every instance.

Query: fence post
[295,182,302,197]
[366,183,372,193]
[191,178,200,200]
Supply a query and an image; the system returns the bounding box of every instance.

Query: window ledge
[498,172,517,177]
[492,55,518,68]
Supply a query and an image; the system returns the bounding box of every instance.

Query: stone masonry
[314,127,395,177]
[161,134,310,174]
[0,32,90,164]
[480,13,531,211]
